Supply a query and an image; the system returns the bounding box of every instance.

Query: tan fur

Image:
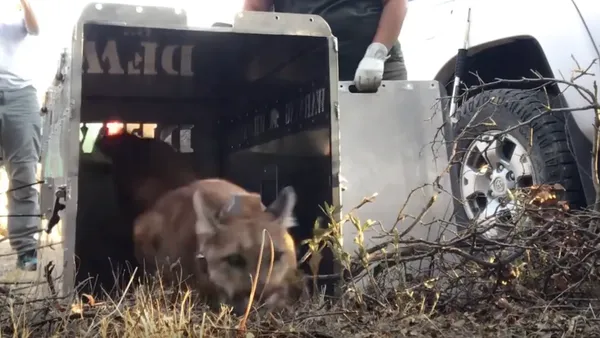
[133,178,299,314]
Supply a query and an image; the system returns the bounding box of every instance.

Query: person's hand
[18,0,32,12]
[353,42,388,92]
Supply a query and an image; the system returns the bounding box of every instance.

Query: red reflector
[106,121,124,136]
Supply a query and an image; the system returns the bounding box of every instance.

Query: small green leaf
[312,228,332,241]
[364,219,376,230]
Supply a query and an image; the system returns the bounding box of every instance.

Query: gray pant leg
[0,86,42,253]
[383,43,408,80]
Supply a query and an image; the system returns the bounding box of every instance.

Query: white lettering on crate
[269,108,279,130]
[83,40,194,76]
[284,87,326,125]
[247,87,326,139]
[80,123,159,153]
[253,114,265,137]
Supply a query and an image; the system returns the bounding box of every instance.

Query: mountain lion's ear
[193,189,216,236]
[267,186,297,228]
[219,194,244,219]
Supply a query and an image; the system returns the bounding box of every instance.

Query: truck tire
[450,89,585,236]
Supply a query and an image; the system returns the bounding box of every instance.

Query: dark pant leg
[383,44,408,80]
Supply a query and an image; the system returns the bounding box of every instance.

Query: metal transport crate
[40,2,453,296]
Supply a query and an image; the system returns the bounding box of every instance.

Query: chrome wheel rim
[459,130,535,238]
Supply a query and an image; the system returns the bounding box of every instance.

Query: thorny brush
[1,182,599,337]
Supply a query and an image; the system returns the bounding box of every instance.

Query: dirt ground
[0,227,63,299]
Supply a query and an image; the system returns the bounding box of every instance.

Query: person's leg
[338,55,363,82]
[383,60,407,80]
[2,85,42,271]
[383,43,408,80]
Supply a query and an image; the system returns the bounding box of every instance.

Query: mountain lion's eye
[224,254,246,268]
[273,250,283,262]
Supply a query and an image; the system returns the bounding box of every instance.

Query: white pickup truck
[401,0,600,230]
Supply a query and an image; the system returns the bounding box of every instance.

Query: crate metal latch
[46,186,66,234]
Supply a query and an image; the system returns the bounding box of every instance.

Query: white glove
[353,42,388,92]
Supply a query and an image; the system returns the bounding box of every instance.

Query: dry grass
[0,273,579,338]
[0,184,600,337]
